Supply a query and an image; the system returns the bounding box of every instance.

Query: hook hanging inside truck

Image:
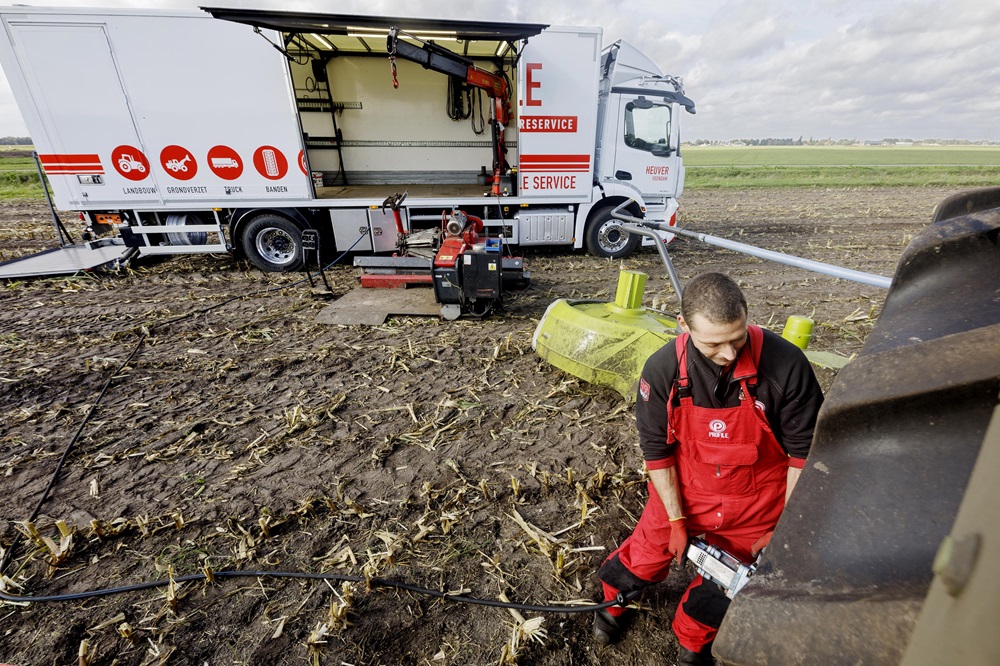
[387,26,512,195]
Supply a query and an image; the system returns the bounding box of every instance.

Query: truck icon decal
[208,145,244,180]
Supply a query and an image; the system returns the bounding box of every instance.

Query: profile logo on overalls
[709,419,730,439]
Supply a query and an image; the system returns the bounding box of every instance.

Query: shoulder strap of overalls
[665,333,689,445]
[733,325,764,382]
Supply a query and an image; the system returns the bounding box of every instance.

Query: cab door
[611,96,680,197]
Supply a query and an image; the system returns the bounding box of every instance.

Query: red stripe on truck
[39,153,104,174]
[520,154,589,163]
[519,153,590,172]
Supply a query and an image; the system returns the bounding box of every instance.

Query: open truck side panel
[0,6,695,275]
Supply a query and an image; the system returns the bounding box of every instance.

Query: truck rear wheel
[241,215,304,272]
[584,205,640,258]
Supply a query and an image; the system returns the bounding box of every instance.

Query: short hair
[680,272,748,326]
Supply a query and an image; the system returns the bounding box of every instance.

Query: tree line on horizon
[688,137,999,146]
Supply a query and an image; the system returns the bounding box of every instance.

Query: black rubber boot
[592,608,635,646]
[677,645,715,665]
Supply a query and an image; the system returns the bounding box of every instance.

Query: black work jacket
[636,327,823,466]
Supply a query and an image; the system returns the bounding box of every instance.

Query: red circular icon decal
[160,145,197,180]
[207,145,244,180]
[298,150,308,175]
[111,145,150,181]
[252,145,288,180]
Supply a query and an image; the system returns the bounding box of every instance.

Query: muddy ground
[0,187,952,665]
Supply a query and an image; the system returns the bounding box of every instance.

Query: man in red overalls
[594,272,823,665]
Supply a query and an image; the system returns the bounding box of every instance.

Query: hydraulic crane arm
[387,27,512,194]
[386,27,510,123]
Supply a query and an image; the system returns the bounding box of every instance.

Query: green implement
[532,269,679,399]
[532,201,857,399]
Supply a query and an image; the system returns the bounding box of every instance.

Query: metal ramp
[0,239,135,279]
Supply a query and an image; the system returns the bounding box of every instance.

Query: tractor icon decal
[118,153,146,173]
[111,145,150,181]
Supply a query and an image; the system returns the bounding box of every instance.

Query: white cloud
[0,0,996,140]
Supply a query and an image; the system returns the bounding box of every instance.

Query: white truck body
[0,6,695,272]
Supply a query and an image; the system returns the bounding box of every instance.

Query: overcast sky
[1,0,997,141]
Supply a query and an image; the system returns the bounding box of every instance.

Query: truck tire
[584,205,640,258]
[241,214,304,272]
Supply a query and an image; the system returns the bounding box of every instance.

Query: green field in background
[0,145,998,197]
[682,145,1000,189]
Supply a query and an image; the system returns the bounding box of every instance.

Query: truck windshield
[624,103,671,153]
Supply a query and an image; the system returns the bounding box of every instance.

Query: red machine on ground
[357,192,528,319]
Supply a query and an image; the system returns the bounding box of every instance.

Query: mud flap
[713,188,1000,665]
[0,239,135,279]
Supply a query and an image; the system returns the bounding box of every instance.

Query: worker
[593,272,823,665]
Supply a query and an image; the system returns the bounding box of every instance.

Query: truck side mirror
[651,143,673,157]
[628,97,655,110]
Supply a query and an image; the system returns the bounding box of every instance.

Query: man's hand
[786,466,802,503]
[751,531,773,557]
[668,518,688,568]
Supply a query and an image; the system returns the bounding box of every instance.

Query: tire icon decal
[253,146,287,180]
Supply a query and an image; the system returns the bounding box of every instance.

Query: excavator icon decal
[159,145,198,180]
[165,155,191,172]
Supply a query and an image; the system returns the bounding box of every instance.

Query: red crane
[387,27,512,195]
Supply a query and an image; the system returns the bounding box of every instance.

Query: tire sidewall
[241,215,305,272]
[585,205,640,258]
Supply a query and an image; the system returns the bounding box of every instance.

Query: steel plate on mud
[316,285,441,325]
[0,241,132,279]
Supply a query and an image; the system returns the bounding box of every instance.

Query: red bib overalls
[599,326,791,652]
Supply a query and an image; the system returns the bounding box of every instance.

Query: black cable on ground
[0,231,368,574]
[0,570,639,613]
[0,229,620,616]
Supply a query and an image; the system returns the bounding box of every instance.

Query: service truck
[0,5,695,276]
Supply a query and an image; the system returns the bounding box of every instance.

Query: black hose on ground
[0,232,368,574]
[0,570,637,613]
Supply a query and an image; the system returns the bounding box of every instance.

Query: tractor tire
[584,204,640,258]
[241,214,304,272]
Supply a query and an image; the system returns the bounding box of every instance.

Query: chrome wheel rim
[255,227,296,266]
[597,221,629,253]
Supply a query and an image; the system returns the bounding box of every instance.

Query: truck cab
[590,40,695,256]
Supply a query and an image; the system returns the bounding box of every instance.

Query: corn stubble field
[0,186,954,665]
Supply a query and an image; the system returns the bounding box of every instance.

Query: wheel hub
[256,227,296,266]
[598,222,629,252]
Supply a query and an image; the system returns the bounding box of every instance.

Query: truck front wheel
[241,215,305,272]
[584,205,640,258]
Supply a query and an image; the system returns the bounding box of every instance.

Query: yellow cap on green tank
[782,315,814,350]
